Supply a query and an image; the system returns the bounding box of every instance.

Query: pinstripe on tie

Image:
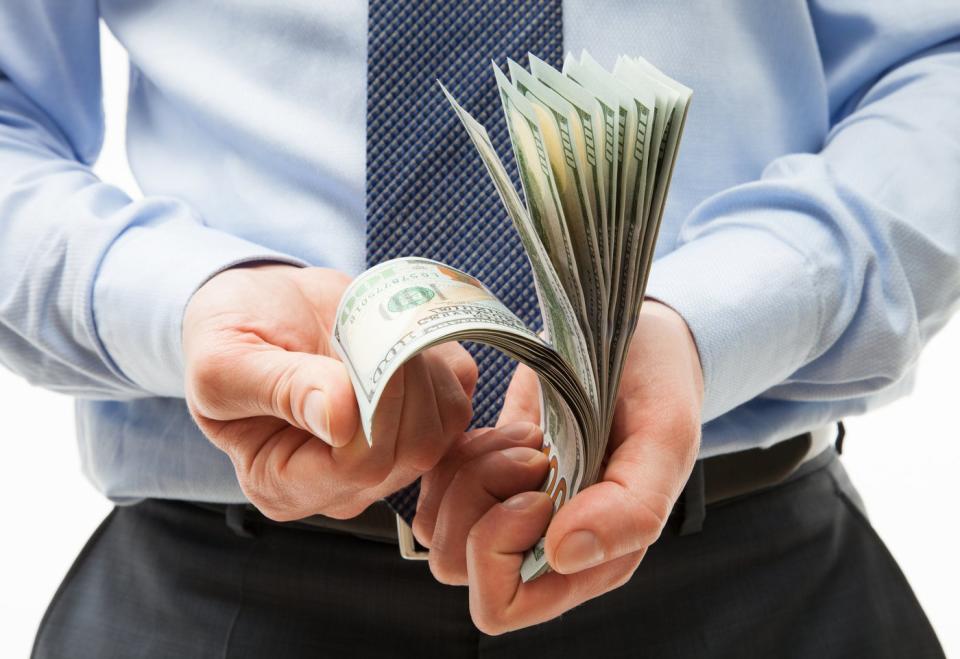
[367,0,563,523]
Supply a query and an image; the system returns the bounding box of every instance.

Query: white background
[2,25,958,658]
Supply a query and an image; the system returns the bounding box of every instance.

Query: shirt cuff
[92,217,308,397]
[645,227,824,427]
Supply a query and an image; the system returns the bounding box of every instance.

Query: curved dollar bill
[332,258,597,581]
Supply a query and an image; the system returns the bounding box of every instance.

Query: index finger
[496,363,541,427]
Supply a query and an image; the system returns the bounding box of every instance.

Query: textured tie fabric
[367,0,563,523]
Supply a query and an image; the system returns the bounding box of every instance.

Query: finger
[325,342,475,508]
[466,491,560,634]
[384,353,444,486]
[467,492,644,635]
[413,422,542,546]
[497,363,541,427]
[393,350,473,476]
[429,446,548,585]
[424,349,474,439]
[188,346,359,449]
[329,360,406,487]
[544,411,699,575]
[209,415,349,522]
[429,341,479,399]
[244,423,336,521]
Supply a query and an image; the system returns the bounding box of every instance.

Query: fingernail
[497,421,538,442]
[502,491,542,510]
[500,446,542,464]
[554,530,605,574]
[304,390,331,444]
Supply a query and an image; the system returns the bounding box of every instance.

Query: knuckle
[411,514,433,548]
[428,552,466,586]
[436,342,479,394]
[665,409,700,446]
[663,412,701,476]
[471,609,509,636]
[187,352,233,415]
[461,354,479,389]
[405,432,449,474]
[604,566,636,593]
[266,363,297,421]
[626,491,673,542]
[465,521,488,549]
[355,459,393,489]
[245,486,297,522]
[595,553,643,595]
[406,448,443,475]
[257,504,296,523]
[449,393,474,434]
[447,465,479,500]
[238,467,306,523]
[220,439,253,474]
[644,409,701,474]
[449,432,483,464]
[323,498,370,520]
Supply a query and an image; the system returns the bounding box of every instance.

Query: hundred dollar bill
[332,258,589,445]
[528,54,610,284]
[615,56,692,298]
[332,258,593,581]
[334,53,690,582]
[528,54,618,401]
[486,70,595,369]
[508,61,607,370]
[441,82,598,411]
[564,52,654,418]
[567,52,658,423]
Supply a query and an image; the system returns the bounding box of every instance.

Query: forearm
[0,74,136,397]
[647,39,960,426]
[0,79,303,398]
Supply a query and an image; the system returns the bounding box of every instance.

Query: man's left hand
[413,301,704,634]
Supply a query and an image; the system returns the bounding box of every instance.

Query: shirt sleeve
[0,2,305,399]
[645,3,960,430]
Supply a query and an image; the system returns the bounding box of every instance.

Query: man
[2,1,958,656]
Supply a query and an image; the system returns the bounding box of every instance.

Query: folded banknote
[334,52,691,580]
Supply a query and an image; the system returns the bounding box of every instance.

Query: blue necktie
[367,0,563,523]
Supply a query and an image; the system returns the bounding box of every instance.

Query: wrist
[95,216,307,398]
[641,298,705,411]
[185,261,305,329]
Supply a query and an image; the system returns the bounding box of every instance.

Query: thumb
[543,424,697,575]
[187,346,360,447]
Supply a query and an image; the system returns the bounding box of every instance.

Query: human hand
[183,264,478,521]
[414,300,702,634]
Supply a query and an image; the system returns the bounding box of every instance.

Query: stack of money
[333,53,691,580]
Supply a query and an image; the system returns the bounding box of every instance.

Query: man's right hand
[182,264,478,521]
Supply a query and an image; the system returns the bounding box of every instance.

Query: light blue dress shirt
[1,1,959,503]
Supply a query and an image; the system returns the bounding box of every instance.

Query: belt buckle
[396,515,429,560]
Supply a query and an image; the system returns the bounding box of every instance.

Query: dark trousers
[33,451,943,658]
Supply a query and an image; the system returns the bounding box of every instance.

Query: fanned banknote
[332,53,691,581]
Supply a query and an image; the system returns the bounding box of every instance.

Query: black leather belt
[197,427,838,555]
